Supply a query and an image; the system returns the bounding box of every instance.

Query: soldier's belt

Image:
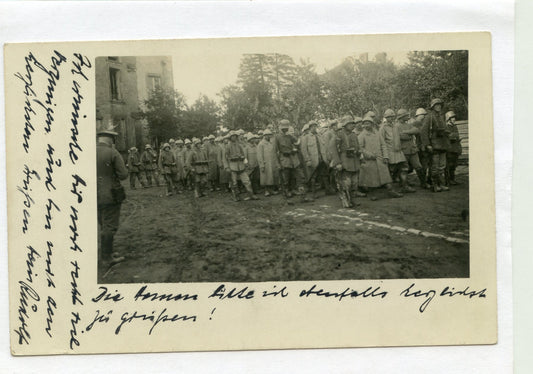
[194,161,209,165]
[229,157,244,161]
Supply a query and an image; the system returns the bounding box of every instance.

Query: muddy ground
[101,166,469,284]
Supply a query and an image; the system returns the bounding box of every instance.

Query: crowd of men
[96,97,463,269]
[125,97,463,207]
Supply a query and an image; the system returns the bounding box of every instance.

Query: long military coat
[257,138,279,186]
[97,142,128,206]
[330,129,361,172]
[158,149,176,175]
[420,110,450,152]
[358,129,393,187]
[379,123,407,164]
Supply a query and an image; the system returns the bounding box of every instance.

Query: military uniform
[224,133,258,201]
[445,111,462,185]
[97,130,128,272]
[127,148,145,189]
[397,109,424,188]
[158,145,176,196]
[140,145,156,187]
[274,120,308,200]
[301,122,332,198]
[256,131,280,195]
[244,139,260,194]
[205,139,219,191]
[188,141,209,198]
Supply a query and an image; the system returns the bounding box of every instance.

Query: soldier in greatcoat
[301,120,333,199]
[140,144,156,187]
[244,133,261,194]
[216,136,231,192]
[330,116,362,208]
[224,131,259,201]
[412,108,431,188]
[181,139,194,190]
[188,138,210,198]
[205,134,220,191]
[380,109,415,193]
[127,147,145,189]
[420,98,450,192]
[257,129,280,197]
[97,125,128,271]
[444,111,462,186]
[358,117,403,199]
[158,143,176,196]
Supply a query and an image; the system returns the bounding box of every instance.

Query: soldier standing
[257,129,280,197]
[420,98,450,192]
[380,109,415,193]
[274,119,311,202]
[158,143,176,196]
[397,109,425,188]
[127,147,145,189]
[140,144,155,187]
[224,131,259,201]
[445,111,462,185]
[358,117,403,199]
[330,116,362,208]
[412,108,431,188]
[181,139,193,190]
[188,138,210,198]
[174,139,185,193]
[245,133,261,194]
[206,134,220,191]
[97,125,128,271]
[216,135,231,192]
[301,120,333,199]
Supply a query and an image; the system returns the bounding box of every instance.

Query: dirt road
[102,167,469,283]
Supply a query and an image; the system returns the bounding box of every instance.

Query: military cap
[184,139,191,145]
[340,115,356,128]
[383,109,396,118]
[96,122,118,137]
[279,119,291,129]
[445,111,456,121]
[430,98,444,108]
[396,109,409,119]
[415,108,428,116]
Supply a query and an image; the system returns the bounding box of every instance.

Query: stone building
[95,56,174,153]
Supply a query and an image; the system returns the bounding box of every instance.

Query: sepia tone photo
[96,49,470,284]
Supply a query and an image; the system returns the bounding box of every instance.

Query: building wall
[95,56,174,154]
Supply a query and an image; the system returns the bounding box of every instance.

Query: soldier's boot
[449,169,459,185]
[440,173,450,191]
[298,186,313,203]
[200,182,208,197]
[244,184,259,200]
[231,185,240,202]
[416,169,429,189]
[432,174,442,192]
[386,184,403,198]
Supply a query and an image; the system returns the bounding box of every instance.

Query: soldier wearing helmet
[358,116,402,199]
[397,108,426,190]
[127,146,146,189]
[181,138,194,190]
[224,131,259,201]
[205,134,220,191]
[96,122,128,273]
[158,142,177,196]
[301,120,333,200]
[420,98,450,192]
[187,138,210,198]
[445,111,461,186]
[379,109,414,193]
[329,115,363,208]
[411,108,431,188]
[140,144,156,187]
[244,133,261,194]
[274,119,311,202]
[257,129,280,196]
[215,134,231,192]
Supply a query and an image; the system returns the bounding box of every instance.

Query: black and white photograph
[96,48,470,283]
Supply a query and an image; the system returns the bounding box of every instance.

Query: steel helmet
[169,138,175,143]
[415,108,427,116]
[192,137,201,144]
[353,116,363,125]
[176,139,184,145]
[257,130,264,135]
[237,129,245,136]
[364,111,376,119]
[263,129,273,136]
[145,144,152,149]
[279,119,291,129]
[301,123,310,133]
[208,134,215,140]
[163,143,170,149]
[383,109,395,118]
[362,116,375,125]
[430,98,443,108]
[340,115,356,127]
[184,139,191,145]
[396,109,409,120]
[445,111,456,122]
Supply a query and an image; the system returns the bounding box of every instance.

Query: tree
[181,95,220,139]
[140,87,187,147]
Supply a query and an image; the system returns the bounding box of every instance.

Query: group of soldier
[125,97,463,208]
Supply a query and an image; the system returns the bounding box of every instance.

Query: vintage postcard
[5,32,495,355]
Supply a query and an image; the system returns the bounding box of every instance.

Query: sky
[172,50,408,105]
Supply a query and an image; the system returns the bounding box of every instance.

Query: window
[147,75,161,93]
[109,68,121,101]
